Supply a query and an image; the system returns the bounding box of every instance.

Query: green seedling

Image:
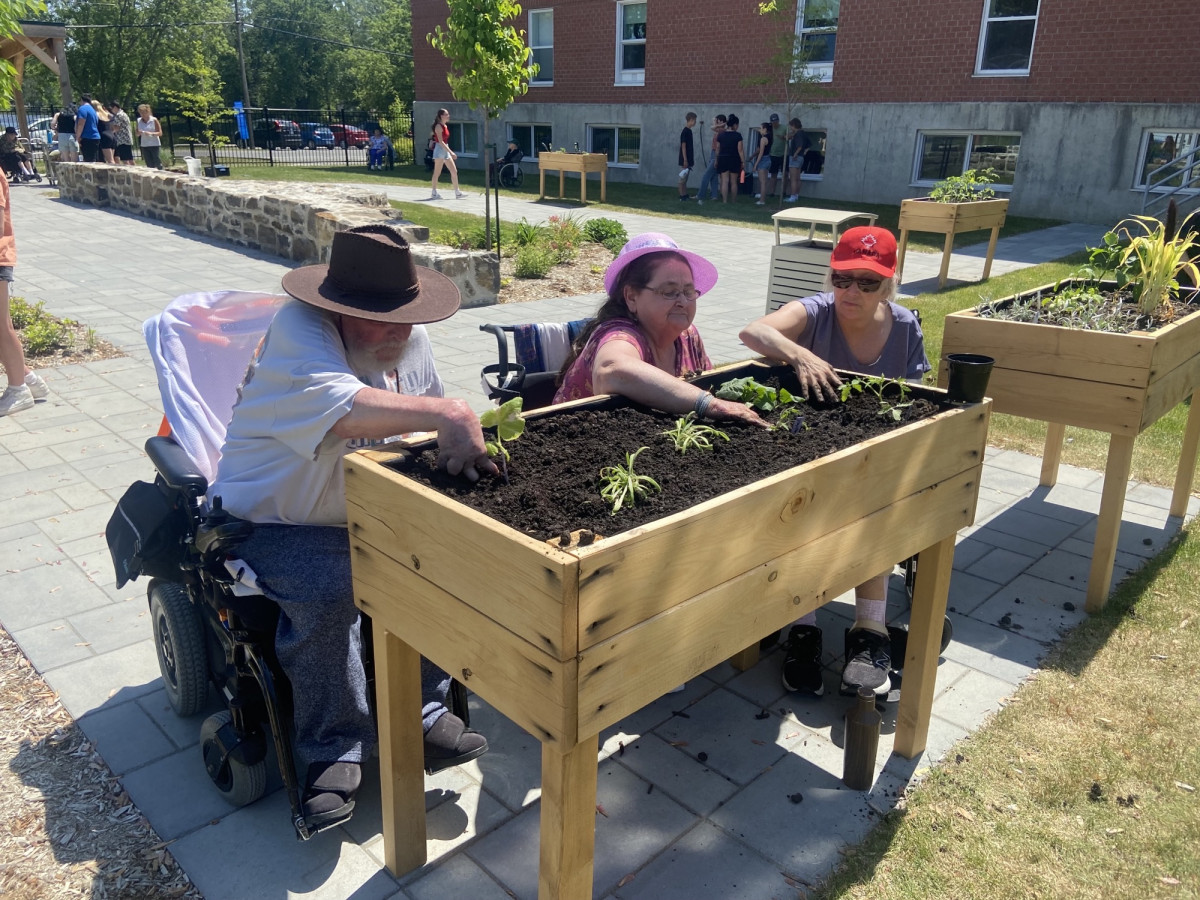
[599,447,661,515]
[660,413,729,453]
[840,375,913,421]
[774,405,808,433]
[479,396,526,483]
[715,376,795,412]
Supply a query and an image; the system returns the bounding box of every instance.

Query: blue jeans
[697,159,720,200]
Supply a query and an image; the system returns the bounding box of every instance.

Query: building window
[589,125,641,166]
[976,0,1039,75]
[509,123,553,157]
[914,132,1021,187]
[616,1,646,86]
[794,0,838,83]
[529,9,553,84]
[1136,130,1200,192]
[446,122,479,157]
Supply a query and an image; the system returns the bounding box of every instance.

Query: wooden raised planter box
[537,151,608,204]
[896,196,1010,290]
[343,365,990,899]
[940,281,1200,611]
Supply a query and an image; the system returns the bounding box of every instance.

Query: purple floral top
[553,318,712,404]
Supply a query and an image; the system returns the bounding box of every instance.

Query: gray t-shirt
[796,293,930,380]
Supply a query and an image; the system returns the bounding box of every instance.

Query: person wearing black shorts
[715,114,744,204]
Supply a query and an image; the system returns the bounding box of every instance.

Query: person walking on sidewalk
[678,112,696,201]
[0,171,50,416]
[695,114,725,206]
[429,108,466,200]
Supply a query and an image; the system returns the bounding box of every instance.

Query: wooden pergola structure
[2,20,71,138]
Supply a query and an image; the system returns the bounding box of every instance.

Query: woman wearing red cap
[739,225,930,702]
[554,232,765,427]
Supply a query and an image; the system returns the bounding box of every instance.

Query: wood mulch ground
[497,241,611,305]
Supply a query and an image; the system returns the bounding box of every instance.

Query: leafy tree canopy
[1,1,49,104]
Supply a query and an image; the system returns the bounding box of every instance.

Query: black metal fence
[11,104,417,172]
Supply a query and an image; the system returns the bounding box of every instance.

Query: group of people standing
[686,111,814,205]
[54,96,163,169]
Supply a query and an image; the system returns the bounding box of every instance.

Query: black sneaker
[781,624,824,695]
[841,627,891,697]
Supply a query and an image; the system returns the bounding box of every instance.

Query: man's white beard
[345,335,415,381]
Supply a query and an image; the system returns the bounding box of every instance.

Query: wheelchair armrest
[480,323,520,384]
[145,436,208,498]
[195,499,255,560]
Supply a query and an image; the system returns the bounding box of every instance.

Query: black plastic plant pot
[945,353,995,403]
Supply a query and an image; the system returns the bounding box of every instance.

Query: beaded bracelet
[693,391,714,419]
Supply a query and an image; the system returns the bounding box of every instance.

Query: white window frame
[529,8,553,86]
[1134,129,1200,194]
[588,124,641,167]
[912,131,1021,190]
[445,122,480,158]
[794,0,838,84]
[975,0,1040,76]
[615,1,646,87]
[508,123,553,158]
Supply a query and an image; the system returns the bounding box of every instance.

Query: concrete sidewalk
[1,182,1186,900]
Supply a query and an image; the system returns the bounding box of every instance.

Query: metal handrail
[1141,146,1200,221]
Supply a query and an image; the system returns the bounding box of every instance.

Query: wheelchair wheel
[201,710,268,807]
[149,580,209,717]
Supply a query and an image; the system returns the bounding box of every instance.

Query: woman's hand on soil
[792,351,841,402]
[708,398,770,428]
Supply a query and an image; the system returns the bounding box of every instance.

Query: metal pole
[234,0,254,148]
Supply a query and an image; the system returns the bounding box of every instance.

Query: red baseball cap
[829,226,897,279]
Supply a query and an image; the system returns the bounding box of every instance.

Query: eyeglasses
[644,285,702,303]
[830,274,885,292]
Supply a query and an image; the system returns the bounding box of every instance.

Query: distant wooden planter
[537,151,608,204]
[344,372,990,899]
[896,197,1010,290]
[940,280,1200,611]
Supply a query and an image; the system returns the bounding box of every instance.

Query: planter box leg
[895,533,955,758]
[539,735,599,900]
[1170,391,1200,518]
[1086,434,1135,613]
[374,626,427,875]
[1041,422,1067,486]
[981,225,1001,281]
[729,645,761,672]
[937,232,955,290]
[896,229,910,281]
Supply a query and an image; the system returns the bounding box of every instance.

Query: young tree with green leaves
[428,0,537,249]
[161,61,230,171]
[1,1,48,104]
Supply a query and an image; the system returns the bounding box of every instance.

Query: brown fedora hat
[281,224,461,324]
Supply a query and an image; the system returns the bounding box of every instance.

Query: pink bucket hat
[603,232,720,296]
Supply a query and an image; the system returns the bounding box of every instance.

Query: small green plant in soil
[840,375,914,421]
[774,405,808,433]
[660,413,729,453]
[479,397,525,483]
[1079,215,1200,317]
[928,167,998,203]
[977,283,1141,332]
[598,446,661,515]
[512,218,544,246]
[583,217,628,254]
[715,376,795,412]
[514,244,555,278]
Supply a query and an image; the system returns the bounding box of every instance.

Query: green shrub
[545,213,582,263]
[583,217,627,249]
[514,244,555,278]
[929,168,997,203]
[9,296,44,330]
[512,218,544,246]
[22,317,70,355]
[431,228,473,250]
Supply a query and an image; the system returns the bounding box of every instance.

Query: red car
[328,124,368,149]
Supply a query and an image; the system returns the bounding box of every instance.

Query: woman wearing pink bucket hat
[738,224,931,707]
[554,233,765,427]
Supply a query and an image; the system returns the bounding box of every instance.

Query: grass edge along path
[814,525,1200,900]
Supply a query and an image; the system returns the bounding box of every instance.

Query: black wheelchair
[492,150,525,189]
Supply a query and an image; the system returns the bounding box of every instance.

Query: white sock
[853,597,888,634]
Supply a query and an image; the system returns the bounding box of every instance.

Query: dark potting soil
[389,372,948,542]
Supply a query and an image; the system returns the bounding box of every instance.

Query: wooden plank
[1140,349,1200,432]
[575,469,980,739]
[1171,391,1200,517]
[1145,304,1200,384]
[894,533,955,758]
[372,627,427,876]
[538,737,599,900]
[345,454,579,661]
[1041,422,1066,486]
[575,404,989,649]
[350,541,577,746]
[1086,434,1135,612]
[943,311,1155,383]
[967,365,1144,433]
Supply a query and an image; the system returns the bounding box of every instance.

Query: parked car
[252,118,301,150]
[27,116,58,152]
[327,124,368,149]
[298,122,335,150]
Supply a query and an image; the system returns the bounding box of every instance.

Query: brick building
[413,1,1200,223]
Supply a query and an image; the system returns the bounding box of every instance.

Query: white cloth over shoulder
[143,290,288,484]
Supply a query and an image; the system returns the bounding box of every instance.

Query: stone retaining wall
[54,163,499,307]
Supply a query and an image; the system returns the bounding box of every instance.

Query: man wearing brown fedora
[211,225,496,833]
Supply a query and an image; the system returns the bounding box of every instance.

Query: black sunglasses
[831,274,884,292]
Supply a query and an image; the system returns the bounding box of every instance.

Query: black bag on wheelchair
[105,479,191,589]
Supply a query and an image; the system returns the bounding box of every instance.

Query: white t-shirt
[211,300,443,526]
[137,116,161,147]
